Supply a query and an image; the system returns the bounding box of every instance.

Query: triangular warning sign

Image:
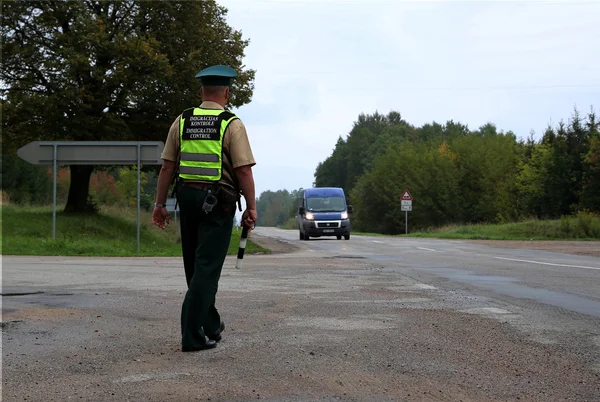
[401,189,413,200]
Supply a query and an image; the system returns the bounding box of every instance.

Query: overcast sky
[217,0,600,198]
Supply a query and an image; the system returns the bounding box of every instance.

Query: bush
[575,210,600,237]
[279,217,298,230]
[1,154,53,205]
[557,212,600,238]
[1,190,10,205]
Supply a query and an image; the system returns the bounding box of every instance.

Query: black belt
[181,181,213,190]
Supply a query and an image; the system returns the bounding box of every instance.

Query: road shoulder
[248,233,300,254]
[464,240,600,257]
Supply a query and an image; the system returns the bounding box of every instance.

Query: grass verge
[400,213,600,240]
[1,205,269,257]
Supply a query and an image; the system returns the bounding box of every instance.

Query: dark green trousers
[177,184,234,349]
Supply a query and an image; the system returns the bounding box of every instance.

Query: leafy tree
[0,154,52,205]
[578,109,600,212]
[314,111,413,199]
[516,142,553,217]
[255,188,304,227]
[256,190,290,227]
[115,166,148,208]
[314,137,348,189]
[1,0,255,212]
[349,140,419,234]
[451,124,520,223]
[515,108,597,219]
[89,170,122,206]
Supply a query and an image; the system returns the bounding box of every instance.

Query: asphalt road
[256,228,600,319]
[2,229,600,401]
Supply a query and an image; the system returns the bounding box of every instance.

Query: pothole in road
[1,320,24,329]
[1,291,45,297]
[1,291,74,297]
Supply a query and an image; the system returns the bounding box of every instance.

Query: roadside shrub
[279,217,297,230]
[1,190,10,205]
[575,210,600,238]
[559,211,600,238]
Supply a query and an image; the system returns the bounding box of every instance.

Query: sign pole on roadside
[18,141,164,252]
[52,144,58,239]
[136,143,141,253]
[400,189,413,235]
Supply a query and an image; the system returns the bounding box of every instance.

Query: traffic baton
[235,226,249,269]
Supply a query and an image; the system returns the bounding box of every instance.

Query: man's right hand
[242,208,257,231]
[152,206,170,230]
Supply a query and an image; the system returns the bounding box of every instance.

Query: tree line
[255,188,304,228]
[1,154,158,211]
[254,107,598,233]
[308,107,599,234]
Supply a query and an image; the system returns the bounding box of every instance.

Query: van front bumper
[303,219,351,236]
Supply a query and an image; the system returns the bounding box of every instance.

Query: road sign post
[52,144,58,239]
[166,198,179,221]
[400,189,413,234]
[17,141,164,252]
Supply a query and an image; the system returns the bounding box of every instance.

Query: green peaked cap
[195,65,238,86]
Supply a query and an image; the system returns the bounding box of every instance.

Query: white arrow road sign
[17,141,164,252]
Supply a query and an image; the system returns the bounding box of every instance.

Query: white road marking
[462,307,512,315]
[413,284,438,290]
[116,373,190,383]
[334,298,431,304]
[372,240,383,243]
[494,256,600,271]
[417,247,438,252]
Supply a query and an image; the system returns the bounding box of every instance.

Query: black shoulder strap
[181,108,195,120]
[220,111,241,191]
[219,111,236,121]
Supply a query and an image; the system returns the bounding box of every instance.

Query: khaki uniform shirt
[161,101,256,189]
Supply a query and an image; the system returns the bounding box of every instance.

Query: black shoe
[182,339,217,352]
[207,321,225,342]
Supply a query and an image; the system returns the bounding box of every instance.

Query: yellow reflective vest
[178,107,238,181]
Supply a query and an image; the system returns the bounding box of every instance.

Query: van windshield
[306,196,346,212]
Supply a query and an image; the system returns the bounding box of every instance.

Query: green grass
[0,205,269,257]
[278,215,599,240]
[264,213,600,241]
[403,213,600,240]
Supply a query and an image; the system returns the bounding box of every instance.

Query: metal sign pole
[53,144,57,240]
[137,143,141,253]
[405,210,408,235]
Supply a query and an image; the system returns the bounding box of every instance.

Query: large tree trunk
[64,165,96,213]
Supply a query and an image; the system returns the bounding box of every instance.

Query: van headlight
[341,212,348,219]
[305,212,315,220]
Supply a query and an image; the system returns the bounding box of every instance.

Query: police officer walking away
[152,65,257,352]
